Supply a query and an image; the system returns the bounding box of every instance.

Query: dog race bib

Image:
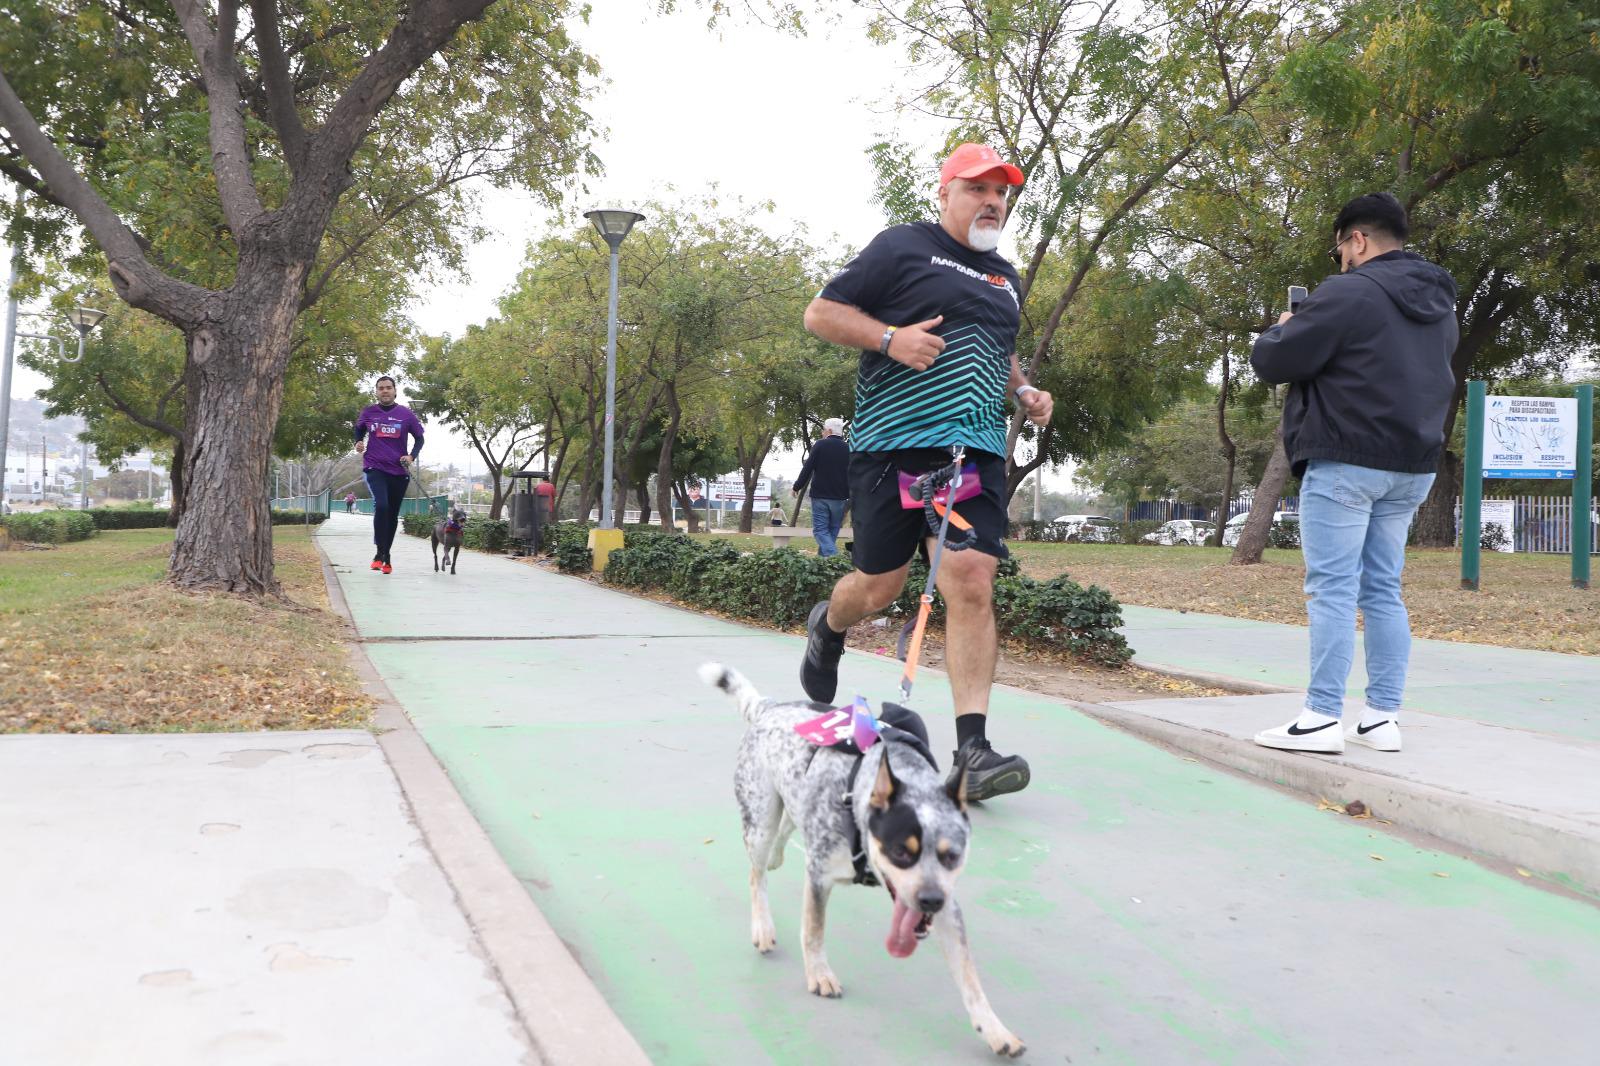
[795,697,883,751]
[897,463,980,510]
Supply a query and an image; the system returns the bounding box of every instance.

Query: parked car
[1050,514,1121,543]
[1222,510,1300,547]
[1142,519,1216,546]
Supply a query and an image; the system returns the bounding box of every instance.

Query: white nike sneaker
[1254,709,1345,754]
[1347,715,1402,752]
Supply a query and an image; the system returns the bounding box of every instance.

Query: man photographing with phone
[1249,192,1458,756]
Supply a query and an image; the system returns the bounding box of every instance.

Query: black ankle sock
[956,713,987,748]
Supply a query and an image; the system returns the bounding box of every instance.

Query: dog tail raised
[697,662,764,724]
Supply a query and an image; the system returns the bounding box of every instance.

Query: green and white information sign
[1462,382,1593,591]
[1483,395,1578,479]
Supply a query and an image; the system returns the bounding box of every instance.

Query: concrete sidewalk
[1105,605,1600,895]
[0,731,532,1065]
[1121,604,1600,741]
[317,513,1600,1065]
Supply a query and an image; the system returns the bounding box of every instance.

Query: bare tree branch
[171,0,264,236]
[249,0,310,171]
[0,67,206,319]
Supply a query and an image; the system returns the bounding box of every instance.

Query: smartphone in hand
[1288,285,1308,312]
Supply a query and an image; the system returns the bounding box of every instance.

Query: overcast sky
[3,4,1073,488]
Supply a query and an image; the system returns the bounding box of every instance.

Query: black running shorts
[847,447,1010,575]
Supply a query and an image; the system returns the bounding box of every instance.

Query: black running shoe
[799,600,847,703]
[949,738,1031,802]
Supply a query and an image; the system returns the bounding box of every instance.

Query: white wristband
[1014,385,1039,404]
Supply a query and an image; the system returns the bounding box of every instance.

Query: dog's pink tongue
[885,899,921,958]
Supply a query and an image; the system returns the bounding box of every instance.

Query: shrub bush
[600,534,1129,665]
[1268,518,1301,549]
[269,509,328,526]
[1118,520,1164,545]
[87,507,170,529]
[462,516,509,552]
[402,513,433,538]
[1,510,98,543]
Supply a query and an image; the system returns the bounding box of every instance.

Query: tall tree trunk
[655,386,682,532]
[673,479,701,534]
[488,474,506,520]
[636,481,651,527]
[168,289,299,594]
[1230,425,1291,566]
[166,443,188,528]
[1412,449,1460,547]
[1213,352,1236,546]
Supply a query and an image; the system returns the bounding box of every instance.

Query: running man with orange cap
[797,143,1053,801]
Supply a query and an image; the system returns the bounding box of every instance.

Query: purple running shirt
[354,403,425,477]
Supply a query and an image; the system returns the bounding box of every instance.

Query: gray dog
[431,507,466,574]
[699,662,1024,1057]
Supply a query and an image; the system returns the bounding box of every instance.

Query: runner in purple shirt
[353,375,425,574]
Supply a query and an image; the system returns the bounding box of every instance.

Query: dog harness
[833,703,937,886]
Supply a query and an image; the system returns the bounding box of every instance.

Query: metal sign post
[1461,382,1485,590]
[1572,384,1593,590]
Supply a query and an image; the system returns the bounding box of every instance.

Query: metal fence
[1478,496,1599,554]
[1127,496,1299,524]
[1128,493,1596,554]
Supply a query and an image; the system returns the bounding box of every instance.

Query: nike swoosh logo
[1356,721,1393,735]
[1286,720,1338,736]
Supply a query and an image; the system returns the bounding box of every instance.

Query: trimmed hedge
[602,531,1131,665]
[2,510,98,544]
[270,509,328,526]
[88,506,169,529]
[401,512,510,553]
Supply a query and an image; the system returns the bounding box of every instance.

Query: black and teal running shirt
[819,221,1021,456]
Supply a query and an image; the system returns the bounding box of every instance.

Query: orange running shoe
[381,562,393,575]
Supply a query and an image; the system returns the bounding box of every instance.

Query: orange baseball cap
[939,143,1024,188]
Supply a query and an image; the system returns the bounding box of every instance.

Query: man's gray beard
[967,219,1002,253]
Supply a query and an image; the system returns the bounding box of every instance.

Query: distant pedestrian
[1249,192,1457,755]
[354,375,425,575]
[344,492,356,514]
[793,417,850,557]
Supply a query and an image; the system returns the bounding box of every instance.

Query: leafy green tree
[1,0,596,593]
[862,0,1297,497]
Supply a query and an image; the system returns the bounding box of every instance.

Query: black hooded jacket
[1251,250,1459,477]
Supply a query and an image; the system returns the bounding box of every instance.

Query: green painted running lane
[322,517,1600,1064]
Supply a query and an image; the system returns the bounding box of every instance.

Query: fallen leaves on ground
[1012,545,1600,656]
[3,532,370,733]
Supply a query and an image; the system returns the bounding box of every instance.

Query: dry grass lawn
[1010,542,1600,657]
[0,526,371,733]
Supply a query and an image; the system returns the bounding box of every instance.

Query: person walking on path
[793,417,850,557]
[344,492,356,514]
[354,375,425,575]
[1249,192,1457,756]
[796,143,1053,802]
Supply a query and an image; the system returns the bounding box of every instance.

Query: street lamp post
[582,209,643,572]
[65,308,106,509]
[583,209,644,531]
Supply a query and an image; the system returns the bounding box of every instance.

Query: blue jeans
[1300,460,1435,717]
[811,497,847,557]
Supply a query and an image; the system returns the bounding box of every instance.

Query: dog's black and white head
[865,745,971,957]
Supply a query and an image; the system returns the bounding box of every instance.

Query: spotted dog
[431,507,467,575]
[698,662,1024,1058]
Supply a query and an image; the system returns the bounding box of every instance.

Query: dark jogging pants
[364,469,410,562]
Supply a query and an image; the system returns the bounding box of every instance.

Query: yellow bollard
[587,527,624,573]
